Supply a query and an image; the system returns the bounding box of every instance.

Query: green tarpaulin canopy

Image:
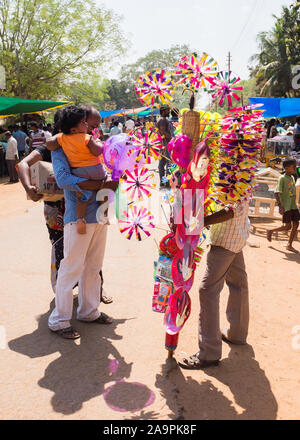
[0,96,71,117]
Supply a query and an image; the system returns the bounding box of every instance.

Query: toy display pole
[165,332,179,358]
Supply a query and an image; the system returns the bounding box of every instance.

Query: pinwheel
[121,167,156,202]
[175,53,219,93]
[128,128,164,163]
[207,71,243,107]
[119,205,155,241]
[135,69,176,107]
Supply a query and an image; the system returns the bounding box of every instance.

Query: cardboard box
[28,161,64,202]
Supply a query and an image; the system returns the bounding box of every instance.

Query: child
[46,106,106,234]
[267,158,300,253]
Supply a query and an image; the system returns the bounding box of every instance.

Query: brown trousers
[6,159,19,181]
[198,245,249,361]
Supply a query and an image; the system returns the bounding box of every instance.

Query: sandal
[90,312,113,325]
[51,326,80,340]
[178,354,219,370]
[101,295,113,304]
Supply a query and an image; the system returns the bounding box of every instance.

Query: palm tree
[250,3,300,98]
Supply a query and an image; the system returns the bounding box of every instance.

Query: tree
[0,0,128,99]
[250,2,300,97]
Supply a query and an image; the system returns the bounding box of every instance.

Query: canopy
[249,97,300,118]
[0,96,71,117]
[99,106,160,118]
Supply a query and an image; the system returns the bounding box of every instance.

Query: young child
[46,106,106,234]
[267,158,300,253]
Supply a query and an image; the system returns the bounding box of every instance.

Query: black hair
[296,115,300,124]
[283,158,296,169]
[59,106,86,135]
[29,121,38,128]
[113,120,119,126]
[171,108,179,118]
[266,118,276,138]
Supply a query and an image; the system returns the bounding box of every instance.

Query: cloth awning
[99,106,159,118]
[249,97,300,118]
[0,96,71,117]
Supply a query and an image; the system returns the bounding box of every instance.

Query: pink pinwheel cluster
[210,109,265,206]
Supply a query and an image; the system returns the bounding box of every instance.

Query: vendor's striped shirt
[208,201,250,254]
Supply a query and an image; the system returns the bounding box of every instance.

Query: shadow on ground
[8,300,154,416]
[155,344,278,420]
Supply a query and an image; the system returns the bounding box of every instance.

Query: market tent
[0,96,71,117]
[99,106,159,118]
[249,97,300,118]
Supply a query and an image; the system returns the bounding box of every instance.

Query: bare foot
[77,219,86,234]
[267,230,272,242]
[286,245,299,253]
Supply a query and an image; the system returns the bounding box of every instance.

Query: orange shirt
[57,133,100,168]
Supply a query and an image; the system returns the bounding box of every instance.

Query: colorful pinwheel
[129,128,164,163]
[121,167,156,202]
[175,53,219,92]
[135,69,176,107]
[207,71,243,107]
[119,205,155,241]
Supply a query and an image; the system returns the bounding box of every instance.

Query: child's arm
[87,137,103,157]
[46,134,61,151]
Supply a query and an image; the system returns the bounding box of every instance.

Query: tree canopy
[0,0,127,99]
[250,1,300,98]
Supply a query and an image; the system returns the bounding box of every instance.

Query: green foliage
[0,0,127,99]
[250,2,300,97]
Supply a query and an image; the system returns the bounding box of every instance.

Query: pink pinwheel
[175,53,219,93]
[129,128,164,163]
[119,205,155,241]
[122,167,156,202]
[135,69,176,107]
[207,71,243,107]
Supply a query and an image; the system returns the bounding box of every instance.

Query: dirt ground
[0,177,299,420]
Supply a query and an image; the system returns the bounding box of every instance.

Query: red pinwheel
[119,205,155,241]
[121,167,156,202]
[207,71,243,107]
[129,127,164,164]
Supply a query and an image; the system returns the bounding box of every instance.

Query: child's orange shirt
[57,133,100,168]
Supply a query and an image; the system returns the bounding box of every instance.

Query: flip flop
[89,312,113,324]
[178,354,219,370]
[51,326,80,340]
[101,295,113,304]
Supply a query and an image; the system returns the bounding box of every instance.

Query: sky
[97,0,292,107]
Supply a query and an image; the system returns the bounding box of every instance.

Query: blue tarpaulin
[99,107,160,118]
[249,97,300,118]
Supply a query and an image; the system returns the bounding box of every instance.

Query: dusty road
[0,178,299,420]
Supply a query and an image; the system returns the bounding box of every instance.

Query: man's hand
[26,185,43,202]
[279,206,285,216]
[103,181,119,192]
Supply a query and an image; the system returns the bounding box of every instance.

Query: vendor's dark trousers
[6,159,19,182]
[198,245,249,361]
[159,150,171,183]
